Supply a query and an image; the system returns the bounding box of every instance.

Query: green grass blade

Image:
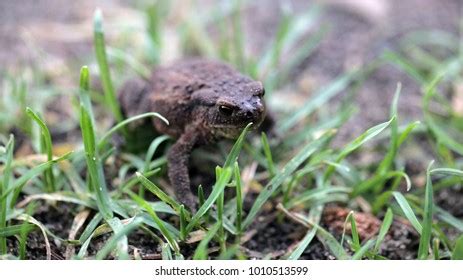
[287,187,351,208]
[352,240,375,260]
[19,202,36,259]
[451,235,463,260]
[80,105,113,220]
[144,135,170,171]
[96,217,142,260]
[179,205,187,241]
[423,75,463,155]
[193,223,220,260]
[287,227,317,260]
[431,168,463,177]
[374,208,393,253]
[78,213,103,243]
[80,106,96,155]
[138,214,180,237]
[136,172,184,215]
[93,9,124,125]
[260,6,291,80]
[435,206,463,232]
[197,185,208,223]
[261,132,276,177]
[26,107,55,192]
[0,135,14,254]
[161,243,172,260]
[353,170,411,197]
[180,12,217,58]
[223,122,253,168]
[376,83,401,176]
[426,116,463,155]
[234,162,243,236]
[433,238,440,260]
[324,117,394,182]
[280,72,354,132]
[383,51,426,84]
[185,168,233,233]
[231,0,245,71]
[0,224,35,238]
[79,65,113,220]
[338,117,394,161]
[348,212,360,248]
[105,217,129,260]
[97,112,169,151]
[216,169,226,253]
[145,2,167,64]
[258,5,321,84]
[78,66,93,120]
[397,121,421,146]
[273,194,336,257]
[197,185,205,206]
[128,191,179,254]
[275,27,325,87]
[316,223,350,260]
[392,191,422,234]
[418,161,435,259]
[243,130,334,229]
[106,47,151,79]
[1,152,73,203]
[117,168,161,195]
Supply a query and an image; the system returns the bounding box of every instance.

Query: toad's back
[149,59,255,98]
[118,59,255,138]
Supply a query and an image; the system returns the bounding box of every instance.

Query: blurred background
[1,0,461,145]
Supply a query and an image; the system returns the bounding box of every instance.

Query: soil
[2,0,462,259]
[5,200,420,260]
[7,202,75,260]
[436,187,463,218]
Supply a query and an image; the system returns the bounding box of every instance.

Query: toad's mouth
[211,120,263,139]
[211,126,246,139]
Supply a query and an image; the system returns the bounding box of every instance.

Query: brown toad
[118,59,268,210]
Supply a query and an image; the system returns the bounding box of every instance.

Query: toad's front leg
[167,126,204,211]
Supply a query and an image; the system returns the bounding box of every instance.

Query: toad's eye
[219,105,234,116]
[253,87,265,97]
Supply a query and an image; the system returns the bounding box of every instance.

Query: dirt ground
[1,0,462,259]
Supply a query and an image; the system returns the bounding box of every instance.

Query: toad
[118,59,268,211]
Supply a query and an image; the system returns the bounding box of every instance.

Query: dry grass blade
[65,210,90,259]
[15,214,52,260]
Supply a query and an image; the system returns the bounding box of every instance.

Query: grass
[93,9,125,127]
[1,0,463,260]
[79,65,114,221]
